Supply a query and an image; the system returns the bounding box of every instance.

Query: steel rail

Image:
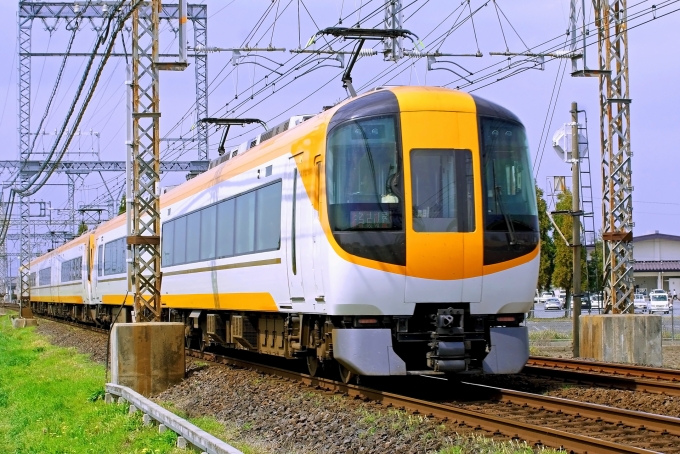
[525,357,680,396]
[188,350,655,454]
[528,356,680,381]
[29,314,664,453]
[463,382,680,436]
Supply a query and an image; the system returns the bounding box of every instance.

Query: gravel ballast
[32,317,680,452]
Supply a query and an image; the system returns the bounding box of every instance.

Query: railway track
[30,313,680,453]
[526,356,680,396]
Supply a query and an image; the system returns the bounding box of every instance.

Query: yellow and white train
[30,86,539,381]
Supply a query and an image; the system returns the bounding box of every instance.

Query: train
[29,86,539,382]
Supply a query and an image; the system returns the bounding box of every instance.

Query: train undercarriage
[31,301,529,382]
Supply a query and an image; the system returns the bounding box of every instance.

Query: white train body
[31,87,539,378]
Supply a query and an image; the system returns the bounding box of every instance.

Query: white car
[633,294,648,313]
[544,298,563,310]
[649,292,670,314]
[538,291,555,303]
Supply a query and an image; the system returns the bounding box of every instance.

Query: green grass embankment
[0,314,186,453]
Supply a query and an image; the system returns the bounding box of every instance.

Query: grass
[528,329,572,342]
[662,330,680,340]
[437,434,562,453]
[0,313,246,454]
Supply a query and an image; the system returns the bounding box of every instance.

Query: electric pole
[129,0,189,322]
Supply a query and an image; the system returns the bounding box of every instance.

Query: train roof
[27,86,520,269]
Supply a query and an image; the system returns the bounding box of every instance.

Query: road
[528,302,680,336]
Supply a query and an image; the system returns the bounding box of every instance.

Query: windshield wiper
[490,162,516,246]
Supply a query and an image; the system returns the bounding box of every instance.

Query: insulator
[357,49,378,57]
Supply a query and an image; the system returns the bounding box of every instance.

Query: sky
[1,0,679,265]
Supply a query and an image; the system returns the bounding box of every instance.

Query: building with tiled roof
[633,232,680,295]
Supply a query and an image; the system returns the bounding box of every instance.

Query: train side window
[186,211,201,263]
[255,181,282,251]
[162,221,174,266]
[98,245,103,276]
[199,205,217,261]
[410,149,475,232]
[104,241,113,275]
[39,267,51,286]
[216,198,235,258]
[174,216,187,265]
[235,191,256,255]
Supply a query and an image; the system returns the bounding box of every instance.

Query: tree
[118,194,126,215]
[536,186,555,290]
[77,221,88,236]
[551,189,588,303]
[587,235,604,294]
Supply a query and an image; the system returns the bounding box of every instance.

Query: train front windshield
[326,115,406,265]
[480,117,539,265]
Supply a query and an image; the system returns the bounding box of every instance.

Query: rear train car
[30,86,539,381]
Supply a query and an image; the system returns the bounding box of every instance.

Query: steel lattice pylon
[130,0,163,322]
[594,0,634,313]
[18,9,32,309]
[383,0,404,61]
[193,11,208,162]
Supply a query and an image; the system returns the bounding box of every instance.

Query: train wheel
[185,335,193,349]
[306,355,320,377]
[338,363,356,384]
[199,338,207,353]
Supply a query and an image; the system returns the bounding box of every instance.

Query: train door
[84,237,93,304]
[285,158,305,301]
[401,111,483,303]
[92,240,103,304]
[312,155,325,299]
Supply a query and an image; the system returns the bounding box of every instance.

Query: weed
[88,387,106,402]
[438,433,563,453]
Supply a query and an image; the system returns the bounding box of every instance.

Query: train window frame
[161,179,283,267]
[61,256,83,283]
[409,148,475,233]
[325,112,406,266]
[38,267,52,286]
[103,237,126,276]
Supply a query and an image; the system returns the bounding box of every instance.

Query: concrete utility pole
[571,102,582,358]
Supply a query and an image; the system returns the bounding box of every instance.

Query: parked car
[590,294,603,309]
[544,298,563,310]
[649,292,671,314]
[538,291,555,303]
[633,293,648,313]
[568,295,592,310]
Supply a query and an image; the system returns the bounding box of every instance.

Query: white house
[633,232,680,295]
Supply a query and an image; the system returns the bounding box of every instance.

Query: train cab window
[480,117,539,265]
[410,149,474,232]
[29,272,36,287]
[326,114,405,265]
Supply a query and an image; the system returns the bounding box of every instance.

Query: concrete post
[572,102,582,358]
